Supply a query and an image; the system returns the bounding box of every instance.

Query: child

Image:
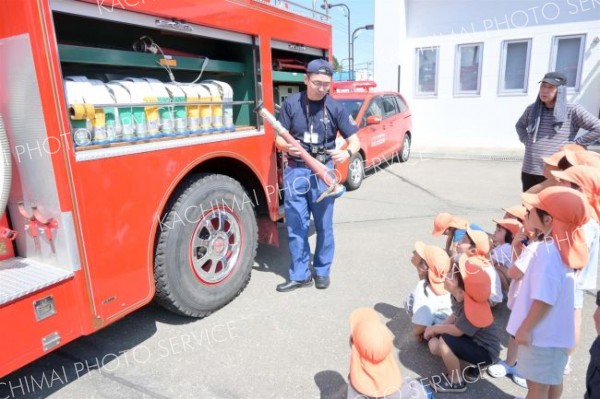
[405,241,452,341]
[424,255,501,393]
[563,145,600,169]
[502,205,537,262]
[432,212,468,257]
[490,218,522,293]
[507,186,590,399]
[455,229,503,306]
[545,143,587,172]
[526,151,564,194]
[347,308,428,399]
[503,205,527,224]
[487,219,533,389]
[527,144,589,195]
[432,213,486,257]
[552,165,600,374]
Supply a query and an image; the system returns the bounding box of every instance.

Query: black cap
[306,59,334,76]
[539,72,567,87]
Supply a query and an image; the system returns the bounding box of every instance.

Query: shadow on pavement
[314,370,348,399]
[253,223,291,280]
[253,221,319,281]
[0,303,197,399]
[374,302,516,399]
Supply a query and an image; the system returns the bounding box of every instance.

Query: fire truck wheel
[345,152,364,191]
[154,173,257,317]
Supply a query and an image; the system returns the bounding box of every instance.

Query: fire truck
[0,0,331,377]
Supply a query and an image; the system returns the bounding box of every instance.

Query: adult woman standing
[516,72,600,192]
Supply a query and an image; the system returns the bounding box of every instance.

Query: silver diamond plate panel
[0,257,73,305]
[0,34,81,270]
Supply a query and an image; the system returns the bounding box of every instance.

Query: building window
[415,47,438,96]
[499,39,531,94]
[455,43,483,95]
[551,34,585,90]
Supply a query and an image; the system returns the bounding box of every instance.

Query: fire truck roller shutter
[0,114,11,215]
[154,173,258,317]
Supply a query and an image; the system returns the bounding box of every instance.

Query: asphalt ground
[0,158,596,399]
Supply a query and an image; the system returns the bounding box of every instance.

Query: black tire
[154,173,257,317]
[399,134,411,163]
[345,152,364,191]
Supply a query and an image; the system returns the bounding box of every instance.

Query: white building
[354,68,374,81]
[374,0,600,156]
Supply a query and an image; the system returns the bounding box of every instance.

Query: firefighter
[275,59,360,292]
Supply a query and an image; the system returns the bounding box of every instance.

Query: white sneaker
[487,360,513,378]
[511,372,527,388]
[564,355,572,375]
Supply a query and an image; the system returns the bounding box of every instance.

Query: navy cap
[306,59,334,76]
[539,72,567,87]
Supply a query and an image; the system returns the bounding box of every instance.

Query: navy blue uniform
[278,92,358,281]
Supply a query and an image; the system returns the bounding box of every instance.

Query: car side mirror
[366,115,381,125]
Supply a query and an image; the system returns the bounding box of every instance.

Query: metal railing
[252,0,330,22]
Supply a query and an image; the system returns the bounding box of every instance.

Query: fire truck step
[0,257,74,305]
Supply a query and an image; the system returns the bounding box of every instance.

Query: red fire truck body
[0,0,331,378]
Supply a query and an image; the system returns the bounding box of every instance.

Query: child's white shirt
[482,262,503,305]
[506,240,576,348]
[577,218,600,290]
[409,280,452,326]
[491,243,513,268]
[506,242,537,310]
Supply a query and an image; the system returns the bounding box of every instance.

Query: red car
[332,82,413,190]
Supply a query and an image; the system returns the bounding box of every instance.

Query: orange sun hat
[414,241,451,295]
[349,307,380,334]
[564,147,600,169]
[502,205,527,222]
[458,254,493,328]
[542,150,565,167]
[522,186,590,269]
[552,165,600,222]
[349,312,402,397]
[492,218,523,236]
[432,213,468,236]
[465,229,491,256]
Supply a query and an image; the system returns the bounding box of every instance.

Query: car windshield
[338,99,364,121]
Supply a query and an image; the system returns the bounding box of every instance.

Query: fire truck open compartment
[0,0,333,379]
[52,8,260,152]
[270,40,327,107]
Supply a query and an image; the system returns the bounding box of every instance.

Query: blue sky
[290,0,374,71]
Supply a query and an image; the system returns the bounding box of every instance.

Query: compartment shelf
[58,44,246,75]
[272,71,305,83]
[73,126,264,162]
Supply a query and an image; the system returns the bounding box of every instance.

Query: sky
[286,0,375,72]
